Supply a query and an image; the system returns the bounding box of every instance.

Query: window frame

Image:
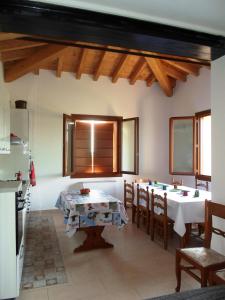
[121,117,139,175]
[195,109,211,182]
[63,114,74,177]
[169,110,211,182]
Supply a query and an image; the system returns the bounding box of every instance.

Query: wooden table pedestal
[73,226,113,253]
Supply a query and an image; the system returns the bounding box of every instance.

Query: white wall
[0,67,211,210]
[211,55,225,252]
[4,70,171,210]
[169,68,211,187]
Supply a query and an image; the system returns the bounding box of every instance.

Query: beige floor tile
[19,208,201,300]
[107,288,141,300]
[17,288,49,300]
[47,279,106,300]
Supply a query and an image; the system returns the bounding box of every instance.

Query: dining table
[135,182,211,247]
[55,189,128,253]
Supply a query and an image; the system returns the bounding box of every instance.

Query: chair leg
[163,223,168,250]
[201,270,208,287]
[132,206,136,224]
[137,208,140,228]
[175,251,182,292]
[208,271,215,286]
[147,212,150,235]
[151,219,155,241]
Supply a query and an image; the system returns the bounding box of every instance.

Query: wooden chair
[136,184,150,234]
[171,178,183,186]
[175,200,225,292]
[195,178,209,191]
[194,178,209,236]
[124,180,135,223]
[209,269,225,285]
[150,190,173,250]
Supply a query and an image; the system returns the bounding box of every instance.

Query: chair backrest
[171,177,183,186]
[124,180,134,202]
[195,178,209,191]
[137,184,150,210]
[151,189,168,220]
[204,200,225,248]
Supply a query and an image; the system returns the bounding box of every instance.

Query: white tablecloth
[135,183,211,237]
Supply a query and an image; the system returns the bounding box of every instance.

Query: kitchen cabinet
[0,181,30,299]
[0,91,10,154]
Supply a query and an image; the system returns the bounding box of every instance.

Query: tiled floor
[18,209,199,300]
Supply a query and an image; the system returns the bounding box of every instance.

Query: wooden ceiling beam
[130,58,146,85]
[4,44,68,82]
[76,48,88,79]
[0,33,27,41]
[145,57,173,96]
[146,74,155,87]
[168,77,176,88]
[1,48,39,62]
[162,61,187,82]
[33,69,39,75]
[93,50,107,81]
[112,54,129,83]
[0,39,47,52]
[165,60,200,76]
[56,55,64,78]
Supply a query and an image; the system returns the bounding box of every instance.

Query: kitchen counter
[0,181,22,193]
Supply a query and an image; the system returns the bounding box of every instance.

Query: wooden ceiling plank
[0,39,47,52]
[93,51,107,81]
[112,54,129,83]
[145,57,173,96]
[162,61,187,82]
[130,58,146,85]
[56,55,64,77]
[5,44,68,82]
[165,60,200,76]
[76,48,88,79]
[0,33,27,41]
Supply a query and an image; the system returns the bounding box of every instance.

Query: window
[195,110,211,180]
[169,110,211,181]
[169,117,195,175]
[63,114,139,178]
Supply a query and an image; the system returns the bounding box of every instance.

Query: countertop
[0,181,22,193]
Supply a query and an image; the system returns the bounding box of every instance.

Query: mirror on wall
[121,118,139,174]
[169,117,195,175]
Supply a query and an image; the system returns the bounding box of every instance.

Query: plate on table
[169,188,181,192]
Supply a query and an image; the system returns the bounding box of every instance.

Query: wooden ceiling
[0,32,209,97]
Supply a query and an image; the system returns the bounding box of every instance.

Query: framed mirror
[121,117,139,174]
[169,116,195,175]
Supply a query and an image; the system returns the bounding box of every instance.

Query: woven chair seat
[180,247,225,268]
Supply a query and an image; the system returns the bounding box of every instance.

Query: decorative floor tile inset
[21,214,68,289]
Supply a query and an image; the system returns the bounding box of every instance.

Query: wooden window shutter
[94,123,113,173]
[73,121,92,174]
